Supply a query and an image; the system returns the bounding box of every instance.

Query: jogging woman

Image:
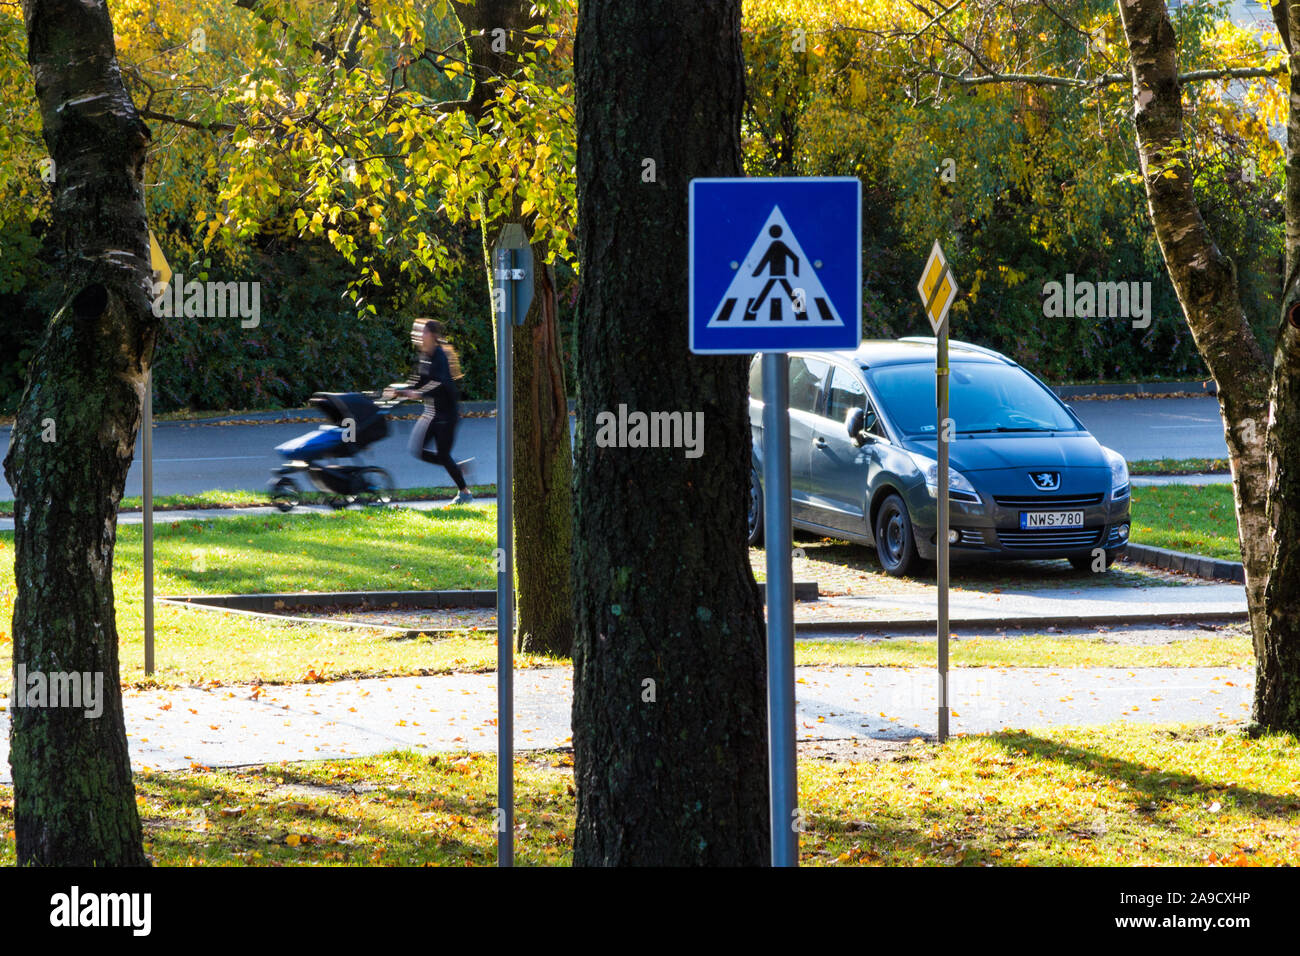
[392,319,473,505]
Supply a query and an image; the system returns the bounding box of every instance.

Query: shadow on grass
[134,752,566,865]
[986,728,1300,819]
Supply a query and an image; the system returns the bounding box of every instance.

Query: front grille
[993,493,1104,507]
[997,527,1103,549]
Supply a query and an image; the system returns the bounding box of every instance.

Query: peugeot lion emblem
[1030,471,1061,491]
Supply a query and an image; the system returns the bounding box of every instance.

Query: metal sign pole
[761,352,798,867]
[144,368,155,676]
[936,325,950,743]
[919,243,955,746]
[496,245,515,867]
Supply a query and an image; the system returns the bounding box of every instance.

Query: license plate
[1020,510,1084,530]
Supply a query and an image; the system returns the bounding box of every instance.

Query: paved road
[0,664,1253,782]
[0,413,545,502]
[1068,396,1227,461]
[0,396,1226,501]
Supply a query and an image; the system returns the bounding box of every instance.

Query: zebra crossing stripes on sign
[707,206,843,328]
[689,177,862,354]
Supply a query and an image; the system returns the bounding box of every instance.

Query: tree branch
[137,109,237,133]
[925,64,1285,89]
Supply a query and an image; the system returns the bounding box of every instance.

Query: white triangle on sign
[707,205,844,328]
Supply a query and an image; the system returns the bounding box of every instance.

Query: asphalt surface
[0,664,1253,782]
[0,395,1227,501]
[1068,396,1228,462]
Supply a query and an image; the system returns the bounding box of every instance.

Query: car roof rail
[897,337,1013,363]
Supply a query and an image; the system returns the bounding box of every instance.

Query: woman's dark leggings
[409,412,466,489]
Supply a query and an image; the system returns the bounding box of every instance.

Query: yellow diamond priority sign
[917,240,957,334]
[149,228,172,288]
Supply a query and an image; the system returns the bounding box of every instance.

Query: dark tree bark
[1258,0,1300,731]
[450,0,575,658]
[3,0,152,864]
[1118,0,1299,732]
[571,0,770,864]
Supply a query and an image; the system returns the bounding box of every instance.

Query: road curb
[136,398,579,426]
[1120,543,1245,583]
[403,608,1249,639]
[162,580,821,614]
[1052,380,1216,399]
[794,610,1247,635]
[96,387,1215,426]
[160,585,1246,639]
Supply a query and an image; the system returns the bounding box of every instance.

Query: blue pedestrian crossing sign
[689,177,861,354]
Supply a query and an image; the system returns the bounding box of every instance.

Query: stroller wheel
[358,467,395,506]
[270,478,300,512]
[328,496,353,510]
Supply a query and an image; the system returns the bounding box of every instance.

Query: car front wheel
[874,493,922,577]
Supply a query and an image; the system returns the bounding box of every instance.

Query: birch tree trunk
[1118,0,1299,732]
[1258,0,1300,731]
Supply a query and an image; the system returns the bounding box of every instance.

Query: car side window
[788,356,830,414]
[748,357,763,398]
[825,366,867,424]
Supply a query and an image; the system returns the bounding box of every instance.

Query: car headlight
[906,451,978,498]
[1102,446,1129,499]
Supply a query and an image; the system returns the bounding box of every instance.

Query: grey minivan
[748,338,1131,576]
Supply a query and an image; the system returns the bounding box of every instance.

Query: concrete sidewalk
[0,664,1253,783]
[798,582,1246,630]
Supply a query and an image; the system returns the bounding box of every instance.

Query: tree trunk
[452,0,575,658]
[3,0,152,865]
[507,240,574,656]
[1258,0,1300,731]
[571,0,770,865]
[1117,0,1273,654]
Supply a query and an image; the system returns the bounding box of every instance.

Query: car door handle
[813,437,827,448]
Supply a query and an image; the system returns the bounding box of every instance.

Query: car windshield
[866,361,1079,436]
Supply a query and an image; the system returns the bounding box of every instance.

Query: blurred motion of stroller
[267,391,400,511]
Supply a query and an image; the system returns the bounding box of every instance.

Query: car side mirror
[845,407,872,446]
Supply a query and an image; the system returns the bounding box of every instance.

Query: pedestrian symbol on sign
[707,206,843,328]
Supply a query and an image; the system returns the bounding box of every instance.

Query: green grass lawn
[0,501,1251,687]
[3,724,1293,866]
[1129,484,1240,561]
[0,507,553,687]
[1128,457,1229,476]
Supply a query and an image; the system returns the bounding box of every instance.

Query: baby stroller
[268,391,399,511]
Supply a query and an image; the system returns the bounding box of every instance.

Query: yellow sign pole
[144,230,170,676]
[917,242,957,742]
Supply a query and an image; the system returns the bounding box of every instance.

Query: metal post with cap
[492,223,532,867]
